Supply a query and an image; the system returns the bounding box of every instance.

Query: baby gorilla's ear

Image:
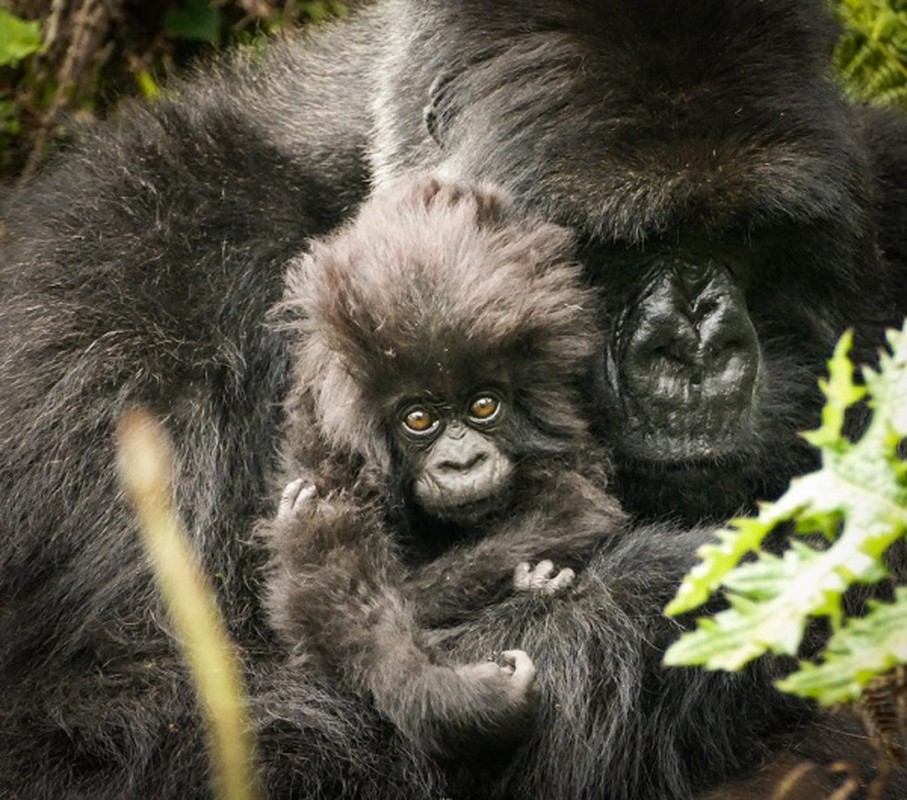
[423,72,458,149]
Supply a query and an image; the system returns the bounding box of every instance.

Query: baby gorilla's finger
[543,567,575,595]
[529,559,556,590]
[513,561,532,590]
[454,661,503,682]
[278,478,316,519]
[499,649,537,691]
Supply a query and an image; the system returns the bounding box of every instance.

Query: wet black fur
[1,1,906,798]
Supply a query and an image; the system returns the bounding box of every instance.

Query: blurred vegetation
[0,0,351,182]
[833,0,907,109]
[118,409,263,800]
[0,0,905,183]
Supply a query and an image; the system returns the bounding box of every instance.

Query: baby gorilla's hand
[404,649,539,756]
[513,560,575,596]
[278,477,317,520]
[454,649,539,711]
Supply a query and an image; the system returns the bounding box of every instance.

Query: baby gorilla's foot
[513,560,575,596]
[278,477,317,520]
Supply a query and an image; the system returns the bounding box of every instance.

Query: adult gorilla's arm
[0,14,407,798]
[440,524,896,800]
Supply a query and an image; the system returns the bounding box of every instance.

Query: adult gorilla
[1,1,905,798]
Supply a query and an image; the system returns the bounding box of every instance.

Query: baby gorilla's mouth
[436,492,505,524]
[419,482,512,524]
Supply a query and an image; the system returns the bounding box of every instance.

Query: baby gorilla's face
[394,388,514,523]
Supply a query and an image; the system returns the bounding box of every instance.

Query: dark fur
[261,178,624,757]
[0,1,905,798]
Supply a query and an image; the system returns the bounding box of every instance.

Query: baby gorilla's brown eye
[468,394,501,423]
[402,406,439,436]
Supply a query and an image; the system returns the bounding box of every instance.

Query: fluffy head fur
[279,177,601,471]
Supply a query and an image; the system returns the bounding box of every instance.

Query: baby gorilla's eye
[468,393,502,423]
[402,406,439,436]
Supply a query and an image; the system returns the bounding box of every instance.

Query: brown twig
[19,0,122,184]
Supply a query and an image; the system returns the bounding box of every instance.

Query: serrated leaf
[664,596,776,671]
[777,587,907,705]
[664,518,771,616]
[665,590,807,669]
[802,330,865,449]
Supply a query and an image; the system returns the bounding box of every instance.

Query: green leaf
[134,69,161,101]
[777,587,907,705]
[299,2,349,23]
[801,329,865,449]
[664,517,772,616]
[664,596,778,671]
[832,0,907,111]
[0,9,42,67]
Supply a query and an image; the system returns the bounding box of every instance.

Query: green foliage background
[0,0,905,182]
[834,0,907,109]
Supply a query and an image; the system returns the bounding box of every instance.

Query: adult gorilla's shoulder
[0,1,905,798]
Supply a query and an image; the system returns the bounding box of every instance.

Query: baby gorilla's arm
[265,479,540,757]
[405,467,627,628]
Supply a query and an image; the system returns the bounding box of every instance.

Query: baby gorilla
[262,178,627,758]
